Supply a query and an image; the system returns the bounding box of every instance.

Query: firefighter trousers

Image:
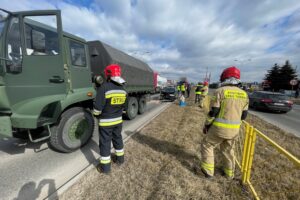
[199,96,206,108]
[99,123,124,172]
[200,132,236,177]
[195,94,201,103]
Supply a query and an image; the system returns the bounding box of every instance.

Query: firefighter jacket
[205,86,249,139]
[201,85,209,96]
[93,81,127,127]
[195,84,203,94]
[181,84,186,91]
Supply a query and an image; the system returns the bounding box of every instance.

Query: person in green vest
[195,82,203,103]
[181,83,186,97]
[177,84,181,97]
[199,81,209,108]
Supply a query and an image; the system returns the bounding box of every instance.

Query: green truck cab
[0,9,154,152]
[0,9,96,152]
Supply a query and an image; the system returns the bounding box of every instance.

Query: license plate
[170,94,174,96]
[274,103,284,106]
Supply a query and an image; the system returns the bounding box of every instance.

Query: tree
[264,61,298,91]
[264,63,281,91]
[279,60,297,90]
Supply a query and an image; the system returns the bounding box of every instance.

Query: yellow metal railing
[236,121,300,200]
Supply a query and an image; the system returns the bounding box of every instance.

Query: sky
[1,0,300,83]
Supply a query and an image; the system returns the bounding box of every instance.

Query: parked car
[279,89,296,97]
[160,87,176,101]
[249,91,293,113]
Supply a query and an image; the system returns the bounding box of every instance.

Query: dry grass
[59,94,299,200]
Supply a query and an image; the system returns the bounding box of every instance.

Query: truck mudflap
[0,116,12,138]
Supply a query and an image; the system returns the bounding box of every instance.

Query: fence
[235,121,300,200]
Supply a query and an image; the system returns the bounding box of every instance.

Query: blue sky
[1,0,300,82]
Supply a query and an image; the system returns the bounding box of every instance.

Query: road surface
[249,104,300,137]
[0,97,170,200]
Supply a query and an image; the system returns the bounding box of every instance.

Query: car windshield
[163,87,175,92]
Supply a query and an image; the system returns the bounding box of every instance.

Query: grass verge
[60,94,300,200]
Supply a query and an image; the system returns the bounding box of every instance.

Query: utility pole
[205,67,208,82]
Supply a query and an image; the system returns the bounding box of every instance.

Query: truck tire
[49,107,94,153]
[125,97,138,120]
[138,96,147,114]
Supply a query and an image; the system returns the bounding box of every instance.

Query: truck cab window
[24,15,59,56]
[69,41,86,67]
[7,17,22,64]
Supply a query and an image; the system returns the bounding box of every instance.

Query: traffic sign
[290,79,298,86]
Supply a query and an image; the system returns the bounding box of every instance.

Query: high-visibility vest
[177,85,180,91]
[195,84,203,94]
[181,85,186,91]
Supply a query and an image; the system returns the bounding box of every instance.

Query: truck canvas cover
[88,41,154,93]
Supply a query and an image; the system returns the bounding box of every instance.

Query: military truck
[0,9,154,152]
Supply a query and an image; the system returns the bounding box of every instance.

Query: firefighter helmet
[220,66,240,82]
[104,64,126,84]
[204,81,209,86]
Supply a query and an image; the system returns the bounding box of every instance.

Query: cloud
[1,0,300,82]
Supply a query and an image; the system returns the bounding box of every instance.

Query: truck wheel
[49,107,94,153]
[138,96,147,114]
[125,97,138,120]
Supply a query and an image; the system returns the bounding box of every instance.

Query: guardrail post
[246,128,257,181]
[242,123,250,183]
[241,123,250,173]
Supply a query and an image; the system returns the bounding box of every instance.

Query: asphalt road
[0,96,170,200]
[249,104,300,137]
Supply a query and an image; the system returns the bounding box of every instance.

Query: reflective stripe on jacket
[195,84,203,94]
[99,116,123,127]
[93,81,127,127]
[207,86,249,138]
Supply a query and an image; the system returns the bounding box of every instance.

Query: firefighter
[93,64,127,174]
[195,82,203,103]
[177,84,181,97]
[186,83,191,98]
[199,81,209,108]
[181,83,186,97]
[199,66,249,179]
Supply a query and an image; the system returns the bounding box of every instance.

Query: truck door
[4,11,66,127]
[65,38,92,90]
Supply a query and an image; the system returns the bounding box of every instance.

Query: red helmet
[104,64,121,77]
[203,81,209,86]
[220,66,240,82]
[104,64,125,84]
